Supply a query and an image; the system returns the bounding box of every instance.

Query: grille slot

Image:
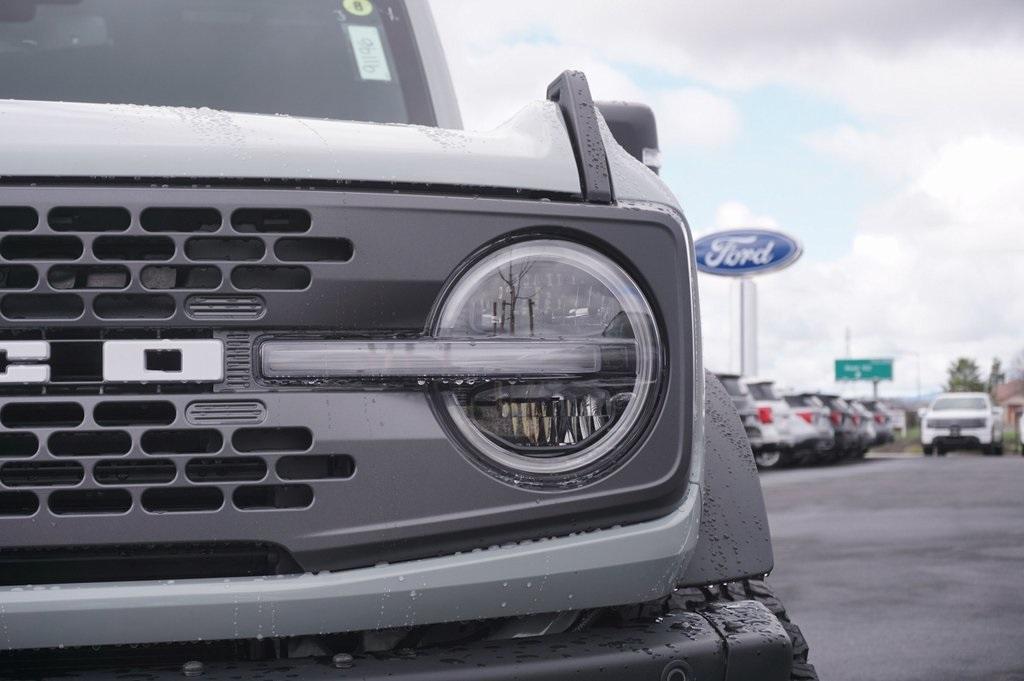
[94,236,174,261]
[231,208,310,233]
[274,237,353,262]
[50,489,132,515]
[49,207,130,233]
[234,484,313,510]
[142,487,223,513]
[95,460,176,485]
[1,402,84,428]
[0,543,299,585]
[1,235,83,260]
[0,207,38,232]
[141,265,221,290]
[233,427,311,453]
[185,237,264,261]
[0,491,39,517]
[141,429,223,455]
[49,431,132,457]
[186,457,266,483]
[0,433,38,458]
[231,266,310,290]
[0,266,38,289]
[185,401,266,426]
[48,265,130,290]
[141,208,221,233]
[277,454,355,481]
[95,401,176,427]
[1,461,85,487]
[94,294,175,320]
[1,293,84,320]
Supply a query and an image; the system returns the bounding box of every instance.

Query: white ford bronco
[0,1,815,679]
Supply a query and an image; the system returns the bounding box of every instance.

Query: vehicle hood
[0,99,581,195]
[926,409,989,420]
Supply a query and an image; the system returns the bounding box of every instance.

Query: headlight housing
[434,239,662,484]
[259,237,664,487]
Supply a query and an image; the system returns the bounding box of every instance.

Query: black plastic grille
[0,396,356,521]
[927,417,986,429]
[0,204,351,325]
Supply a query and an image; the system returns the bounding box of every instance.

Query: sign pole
[740,278,757,376]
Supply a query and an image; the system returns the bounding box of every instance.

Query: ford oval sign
[694,229,803,277]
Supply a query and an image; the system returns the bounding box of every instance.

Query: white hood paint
[0,99,580,195]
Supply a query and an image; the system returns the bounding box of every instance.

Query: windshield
[0,0,434,124]
[747,383,778,401]
[932,396,987,411]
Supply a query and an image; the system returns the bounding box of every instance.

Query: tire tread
[677,578,819,680]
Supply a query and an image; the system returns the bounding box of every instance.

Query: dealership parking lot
[762,453,1024,681]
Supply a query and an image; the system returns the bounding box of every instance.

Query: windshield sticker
[342,0,374,17]
[347,24,392,81]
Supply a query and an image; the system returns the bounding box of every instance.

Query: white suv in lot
[744,378,797,468]
[921,392,1004,456]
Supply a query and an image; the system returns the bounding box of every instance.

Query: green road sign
[835,358,893,382]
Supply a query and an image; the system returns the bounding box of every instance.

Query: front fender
[678,371,774,586]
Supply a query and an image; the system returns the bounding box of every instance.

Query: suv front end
[0,2,811,678]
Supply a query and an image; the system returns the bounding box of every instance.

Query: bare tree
[497,261,535,336]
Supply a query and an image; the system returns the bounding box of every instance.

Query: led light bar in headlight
[261,339,635,379]
[260,239,662,484]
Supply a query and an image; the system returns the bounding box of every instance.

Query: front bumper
[0,487,699,651]
[922,427,990,446]
[0,600,792,681]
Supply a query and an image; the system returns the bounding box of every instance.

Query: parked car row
[714,373,897,469]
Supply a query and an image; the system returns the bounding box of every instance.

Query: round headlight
[435,239,662,483]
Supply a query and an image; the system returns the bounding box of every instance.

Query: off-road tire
[671,579,819,680]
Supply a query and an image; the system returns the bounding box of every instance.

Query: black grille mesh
[0,205,351,324]
[0,397,354,518]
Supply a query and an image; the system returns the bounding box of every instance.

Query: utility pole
[915,352,922,401]
[739,278,757,376]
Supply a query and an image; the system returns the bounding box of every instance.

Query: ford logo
[693,229,803,277]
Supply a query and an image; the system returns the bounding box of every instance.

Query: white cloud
[653,88,741,148]
[712,202,780,231]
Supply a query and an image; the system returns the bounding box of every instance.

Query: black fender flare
[678,371,774,586]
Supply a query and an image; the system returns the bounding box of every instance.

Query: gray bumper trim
[0,484,699,650]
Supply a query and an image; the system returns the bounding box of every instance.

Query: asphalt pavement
[761,452,1024,681]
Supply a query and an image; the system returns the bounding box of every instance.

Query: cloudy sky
[430,0,1024,398]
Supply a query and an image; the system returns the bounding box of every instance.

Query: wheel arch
[678,371,775,586]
